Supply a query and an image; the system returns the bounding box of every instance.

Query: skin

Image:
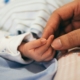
[42,1,80,51]
[18,1,80,62]
[18,35,55,62]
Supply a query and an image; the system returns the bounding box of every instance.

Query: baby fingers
[35,35,54,55]
[27,38,47,50]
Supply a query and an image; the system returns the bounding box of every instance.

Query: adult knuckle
[75,29,80,45]
[67,29,80,47]
[67,33,74,46]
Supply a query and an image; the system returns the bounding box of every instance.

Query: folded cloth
[0,57,57,80]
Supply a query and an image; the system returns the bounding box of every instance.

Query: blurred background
[0,0,16,8]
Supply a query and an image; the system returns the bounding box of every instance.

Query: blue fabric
[4,0,9,3]
[0,57,57,80]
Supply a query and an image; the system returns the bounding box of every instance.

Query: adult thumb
[51,29,80,50]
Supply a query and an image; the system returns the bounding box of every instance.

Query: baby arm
[18,35,55,62]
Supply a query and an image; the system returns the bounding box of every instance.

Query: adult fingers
[42,1,79,38]
[51,29,80,50]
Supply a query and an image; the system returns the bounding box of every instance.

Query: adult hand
[42,1,80,50]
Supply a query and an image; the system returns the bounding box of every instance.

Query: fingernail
[41,38,46,44]
[51,39,62,49]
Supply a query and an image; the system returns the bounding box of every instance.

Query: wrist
[18,42,25,56]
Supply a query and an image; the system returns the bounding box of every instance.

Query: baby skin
[18,35,55,62]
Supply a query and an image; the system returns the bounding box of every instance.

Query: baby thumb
[51,29,80,50]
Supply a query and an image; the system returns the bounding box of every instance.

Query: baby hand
[18,35,55,62]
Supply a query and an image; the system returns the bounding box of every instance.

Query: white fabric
[0,0,73,64]
[0,32,36,64]
[0,0,72,37]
